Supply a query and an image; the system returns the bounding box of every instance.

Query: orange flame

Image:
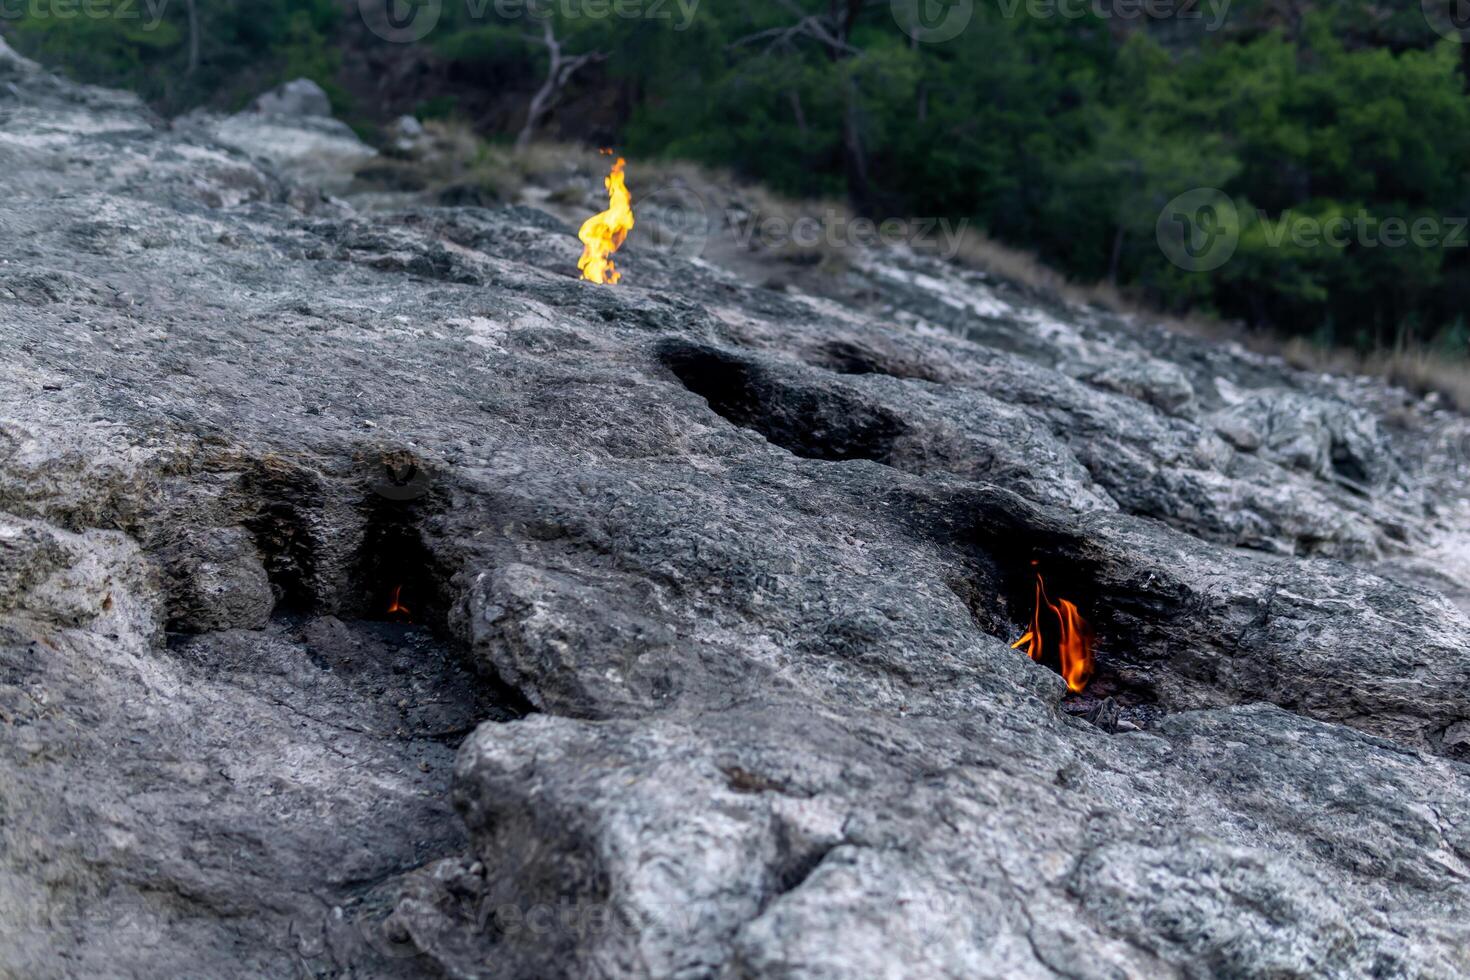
[1010,571,1094,693]
[578,153,635,285]
[387,585,411,620]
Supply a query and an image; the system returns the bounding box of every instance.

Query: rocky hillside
[4,49,1470,979]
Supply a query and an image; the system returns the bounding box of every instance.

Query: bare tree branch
[728,15,860,58]
[516,19,607,150]
[727,0,881,208]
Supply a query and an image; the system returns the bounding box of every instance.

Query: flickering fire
[1011,569,1095,693]
[386,585,411,620]
[578,151,635,285]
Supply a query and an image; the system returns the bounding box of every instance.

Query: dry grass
[1284,342,1470,411]
[352,121,526,204]
[939,224,1470,412]
[942,229,1075,299]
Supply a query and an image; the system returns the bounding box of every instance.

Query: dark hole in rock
[1329,437,1373,490]
[244,463,321,615]
[999,559,1099,692]
[157,489,540,939]
[956,526,1167,731]
[1060,665,1166,732]
[811,340,942,383]
[242,463,539,720]
[659,341,909,464]
[353,501,451,628]
[1431,721,1470,763]
[350,496,539,719]
[770,842,835,900]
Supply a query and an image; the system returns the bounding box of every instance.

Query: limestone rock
[3,60,1470,979]
[178,78,375,196]
[249,77,334,118]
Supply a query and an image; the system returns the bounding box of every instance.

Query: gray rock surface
[3,58,1470,979]
[250,77,335,118]
[177,77,376,196]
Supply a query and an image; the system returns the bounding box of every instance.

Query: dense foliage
[5,0,343,112]
[8,0,1468,351]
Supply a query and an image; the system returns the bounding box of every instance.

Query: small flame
[387,585,411,620]
[578,153,634,285]
[1011,570,1094,693]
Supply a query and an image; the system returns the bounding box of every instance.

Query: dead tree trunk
[828,0,874,209]
[516,20,606,151]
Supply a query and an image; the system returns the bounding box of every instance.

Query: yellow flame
[578,154,634,284]
[387,585,411,620]
[1011,572,1095,693]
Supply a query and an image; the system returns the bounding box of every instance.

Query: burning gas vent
[578,151,634,284]
[1011,565,1095,693]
